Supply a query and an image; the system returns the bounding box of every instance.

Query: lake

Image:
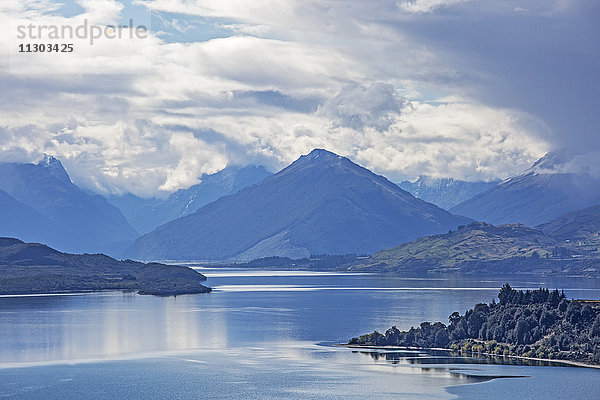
[1,269,599,399]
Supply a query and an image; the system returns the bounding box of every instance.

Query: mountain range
[397,177,497,210]
[451,151,600,226]
[109,165,272,234]
[123,149,472,261]
[0,156,137,255]
[2,148,599,271]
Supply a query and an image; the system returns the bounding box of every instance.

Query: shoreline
[193,264,600,279]
[0,286,211,298]
[339,344,600,370]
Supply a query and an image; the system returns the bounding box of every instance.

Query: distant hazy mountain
[115,165,272,234]
[0,157,137,255]
[538,205,600,242]
[0,189,65,246]
[123,149,471,262]
[397,177,498,210]
[106,193,162,226]
[450,151,600,226]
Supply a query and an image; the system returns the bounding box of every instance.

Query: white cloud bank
[0,0,579,197]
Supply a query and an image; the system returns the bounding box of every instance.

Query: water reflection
[0,293,227,365]
[353,348,571,368]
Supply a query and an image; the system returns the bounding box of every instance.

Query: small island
[0,238,211,296]
[348,284,600,367]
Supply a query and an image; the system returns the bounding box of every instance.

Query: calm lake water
[1,270,599,399]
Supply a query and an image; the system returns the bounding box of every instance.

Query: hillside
[451,151,600,226]
[123,149,471,261]
[0,157,137,255]
[538,205,600,244]
[351,222,571,273]
[0,238,210,296]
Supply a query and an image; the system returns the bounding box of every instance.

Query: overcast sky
[1,0,598,197]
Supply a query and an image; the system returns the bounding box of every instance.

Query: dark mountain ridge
[0,157,137,255]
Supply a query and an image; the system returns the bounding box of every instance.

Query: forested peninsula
[0,238,211,296]
[349,285,600,366]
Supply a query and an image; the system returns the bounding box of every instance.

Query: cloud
[317,82,407,130]
[217,23,272,37]
[559,153,600,179]
[531,149,600,179]
[353,100,551,182]
[158,132,228,192]
[397,0,471,14]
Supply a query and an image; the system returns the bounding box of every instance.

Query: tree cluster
[349,284,600,365]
